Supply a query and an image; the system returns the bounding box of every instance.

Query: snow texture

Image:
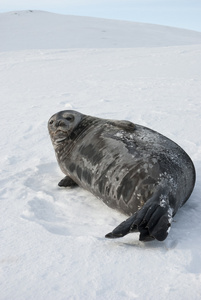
[0,10,201,300]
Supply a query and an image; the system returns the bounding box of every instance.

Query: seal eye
[65,116,74,122]
[49,120,54,125]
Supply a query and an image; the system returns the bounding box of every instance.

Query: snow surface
[0,10,201,300]
[1,10,201,51]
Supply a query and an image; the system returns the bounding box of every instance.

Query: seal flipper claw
[58,176,78,187]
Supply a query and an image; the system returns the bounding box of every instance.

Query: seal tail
[105,198,173,242]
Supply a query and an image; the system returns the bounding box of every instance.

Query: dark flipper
[105,196,173,242]
[105,214,138,239]
[58,176,78,187]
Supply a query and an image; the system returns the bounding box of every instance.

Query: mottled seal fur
[48,110,196,241]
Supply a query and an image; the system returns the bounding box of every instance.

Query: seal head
[48,110,84,148]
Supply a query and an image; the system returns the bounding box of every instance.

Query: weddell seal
[48,110,196,242]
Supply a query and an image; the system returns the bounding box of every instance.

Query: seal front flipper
[106,120,135,132]
[58,176,78,187]
[105,196,173,242]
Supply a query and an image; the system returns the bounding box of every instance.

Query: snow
[0,10,201,300]
[1,10,201,51]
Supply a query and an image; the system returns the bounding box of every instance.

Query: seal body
[48,110,196,241]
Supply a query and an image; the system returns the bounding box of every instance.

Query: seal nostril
[55,120,67,127]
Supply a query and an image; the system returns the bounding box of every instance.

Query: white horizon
[1,0,201,32]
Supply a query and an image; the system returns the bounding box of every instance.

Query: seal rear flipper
[105,198,173,242]
[105,214,138,239]
[58,176,78,187]
[105,201,156,239]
